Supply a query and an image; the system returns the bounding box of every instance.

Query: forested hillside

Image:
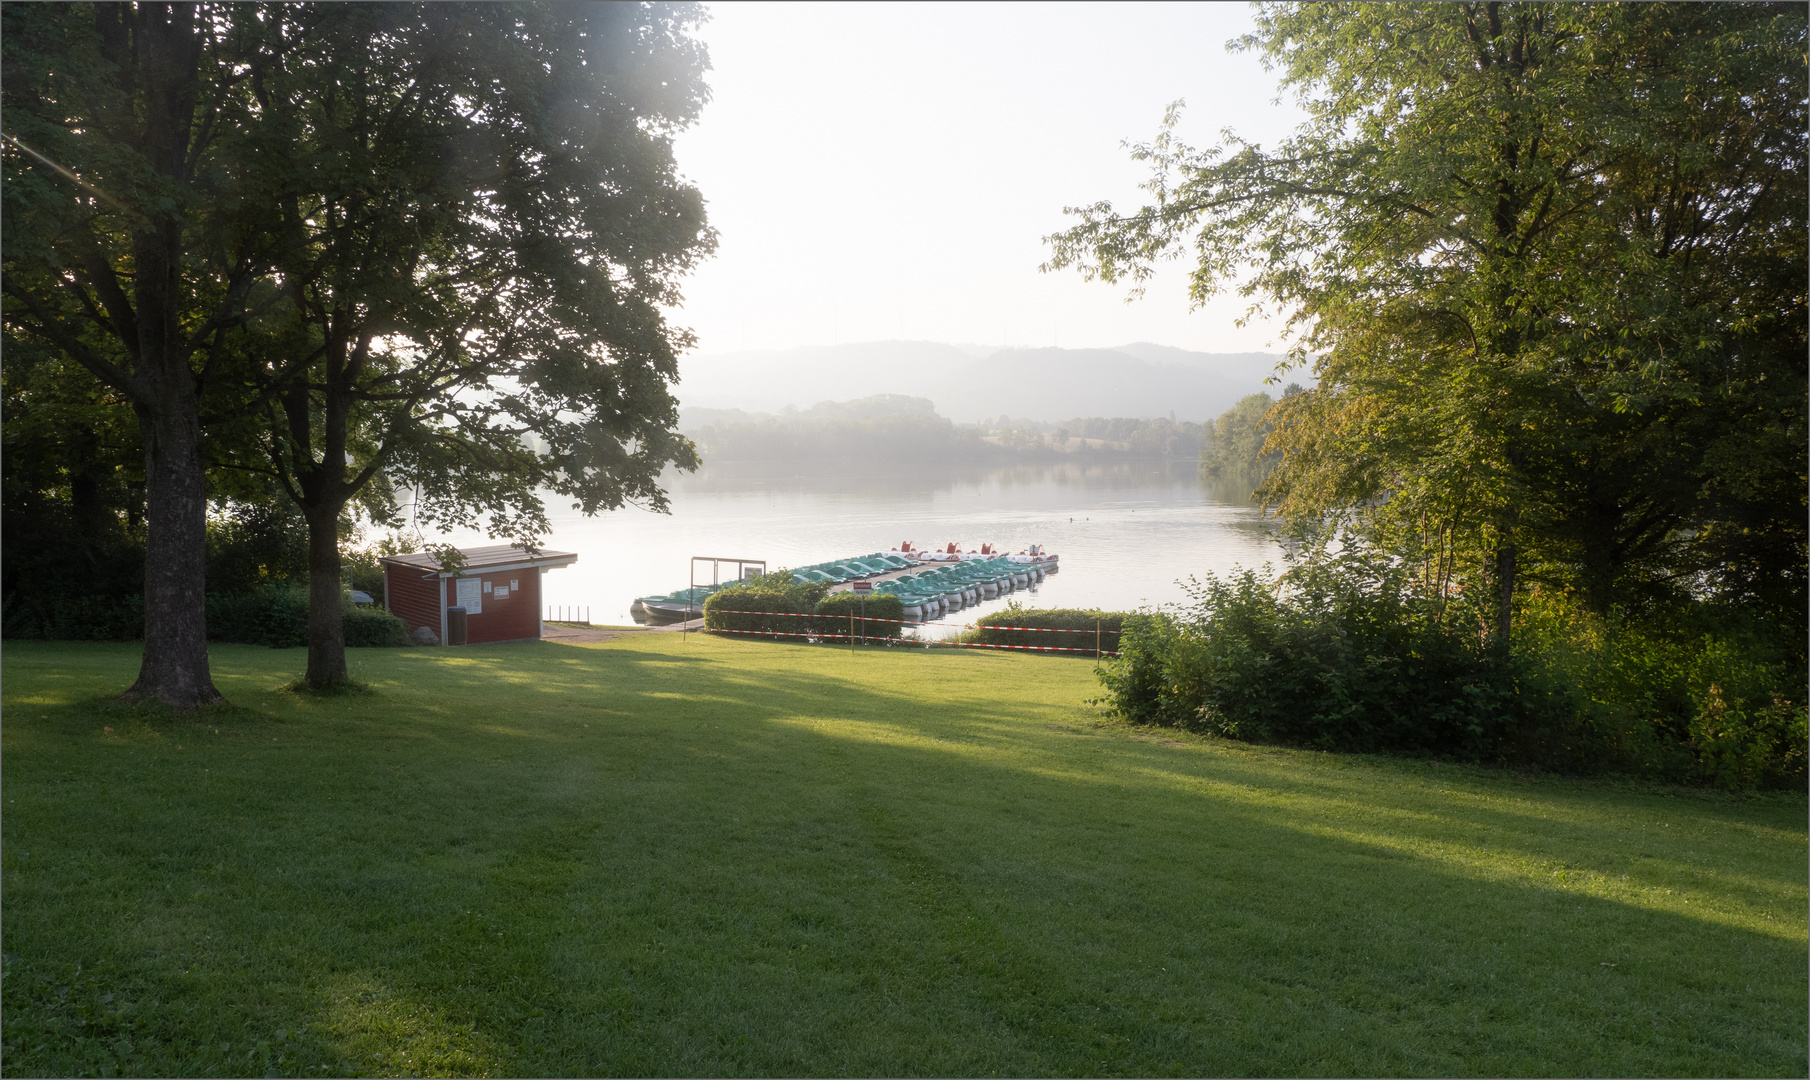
[680,395,1230,464]
[676,341,1281,422]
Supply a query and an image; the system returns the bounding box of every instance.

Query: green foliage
[1511,591,1808,788]
[206,585,405,650]
[206,585,309,649]
[205,503,311,592]
[0,494,410,645]
[814,592,904,641]
[701,588,810,640]
[1100,564,1515,756]
[703,576,905,642]
[1048,1,1808,632]
[702,571,828,640]
[1,592,145,643]
[340,607,409,650]
[1098,562,1807,788]
[3,3,716,690]
[341,546,388,608]
[0,334,146,640]
[1198,391,1280,488]
[969,606,1125,655]
[1044,416,1207,459]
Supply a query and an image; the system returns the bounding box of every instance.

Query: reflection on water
[431,462,1281,627]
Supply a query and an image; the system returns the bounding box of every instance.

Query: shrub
[1103,565,1515,756]
[208,584,310,648]
[1096,612,1187,725]
[815,592,903,641]
[1097,561,1809,788]
[343,606,409,648]
[969,605,1125,656]
[0,591,145,642]
[208,584,409,648]
[704,572,907,644]
[702,587,809,639]
[703,570,828,640]
[1511,591,1807,787]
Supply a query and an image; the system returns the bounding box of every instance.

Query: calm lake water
[433,461,1281,630]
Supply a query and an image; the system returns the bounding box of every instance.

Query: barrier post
[1096,620,1101,659]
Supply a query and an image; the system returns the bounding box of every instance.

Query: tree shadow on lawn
[3,639,1806,1076]
[512,641,1806,936]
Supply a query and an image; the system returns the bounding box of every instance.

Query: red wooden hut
[380,544,577,645]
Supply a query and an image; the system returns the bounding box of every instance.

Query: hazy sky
[672,2,1305,357]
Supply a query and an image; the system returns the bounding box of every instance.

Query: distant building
[380,544,577,645]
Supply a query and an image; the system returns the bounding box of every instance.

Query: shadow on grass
[285,678,380,698]
[1,638,1805,1076]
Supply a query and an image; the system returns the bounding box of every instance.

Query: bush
[1099,565,1514,756]
[703,570,828,640]
[969,605,1125,656]
[815,592,903,641]
[703,572,907,644]
[1096,561,1808,788]
[1,591,145,641]
[208,584,310,648]
[1511,591,1807,787]
[208,584,408,648]
[702,587,810,639]
[343,606,409,648]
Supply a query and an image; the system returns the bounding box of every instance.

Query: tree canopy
[3,1,716,696]
[214,2,714,685]
[4,1,298,703]
[1046,1,1807,639]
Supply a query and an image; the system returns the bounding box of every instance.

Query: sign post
[852,580,873,647]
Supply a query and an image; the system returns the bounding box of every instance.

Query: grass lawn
[2,635,1804,1077]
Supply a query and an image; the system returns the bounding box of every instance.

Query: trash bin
[447,606,468,646]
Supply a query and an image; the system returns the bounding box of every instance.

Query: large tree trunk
[303,502,349,686]
[125,384,220,707]
[115,4,220,707]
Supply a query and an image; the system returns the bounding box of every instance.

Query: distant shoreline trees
[680,393,1278,468]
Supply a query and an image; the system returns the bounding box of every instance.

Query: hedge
[343,606,411,647]
[968,606,1126,656]
[703,584,902,642]
[5,580,409,647]
[2,592,146,641]
[815,592,904,641]
[702,587,812,639]
[205,584,408,648]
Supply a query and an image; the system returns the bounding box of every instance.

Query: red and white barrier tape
[704,608,1117,636]
[704,625,1118,656]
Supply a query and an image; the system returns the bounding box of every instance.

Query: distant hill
[678,394,1208,465]
[1113,342,1290,375]
[675,341,1287,423]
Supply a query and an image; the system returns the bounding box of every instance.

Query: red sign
[851,580,874,595]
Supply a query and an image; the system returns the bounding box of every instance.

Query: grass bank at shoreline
[3,637,1804,1077]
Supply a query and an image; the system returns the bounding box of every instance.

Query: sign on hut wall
[456,577,483,615]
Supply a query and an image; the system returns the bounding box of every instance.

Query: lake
[431,461,1282,630]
